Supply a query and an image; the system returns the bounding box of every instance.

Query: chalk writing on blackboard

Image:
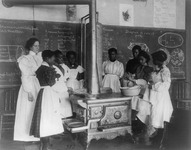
[43,39,49,50]
[0,23,37,35]
[0,62,21,85]
[102,28,117,52]
[42,24,78,51]
[0,23,31,30]
[0,72,20,82]
[158,32,184,48]
[0,29,23,34]
[0,45,24,62]
[125,30,155,36]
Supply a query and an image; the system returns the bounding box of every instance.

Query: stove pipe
[2,0,92,7]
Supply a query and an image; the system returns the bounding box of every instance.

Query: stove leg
[127,126,136,144]
[131,135,136,144]
[84,136,92,150]
[85,142,90,150]
[77,133,92,150]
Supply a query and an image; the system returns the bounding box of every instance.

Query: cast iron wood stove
[63,93,132,149]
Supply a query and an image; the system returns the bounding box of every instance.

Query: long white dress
[138,65,173,129]
[149,66,173,128]
[102,60,124,93]
[14,51,42,141]
[53,65,73,118]
[66,65,84,90]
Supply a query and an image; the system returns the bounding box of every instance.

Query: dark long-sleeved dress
[135,65,154,82]
[126,58,140,74]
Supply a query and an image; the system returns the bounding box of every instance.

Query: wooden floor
[0,109,190,150]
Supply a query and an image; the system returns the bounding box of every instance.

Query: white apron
[102,60,124,93]
[39,86,64,137]
[53,65,72,118]
[66,65,84,90]
[102,74,121,93]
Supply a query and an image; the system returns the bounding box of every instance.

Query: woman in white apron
[14,38,42,142]
[66,51,84,91]
[102,48,124,93]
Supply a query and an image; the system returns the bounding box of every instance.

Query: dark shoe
[150,129,158,138]
[132,134,140,144]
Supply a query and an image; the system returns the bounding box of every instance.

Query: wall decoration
[66,5,77,21]
[127,42,149,52]
[119,4,134,26]
[0,45,24,62]
[158,32,184,48]
[171,48,185,67]
[170,48,185,78]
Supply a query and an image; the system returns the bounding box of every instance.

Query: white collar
[29,51,36,56]
[42,61,50,67]
[109,60,117,63]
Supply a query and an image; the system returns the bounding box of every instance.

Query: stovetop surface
[71,93,132,104]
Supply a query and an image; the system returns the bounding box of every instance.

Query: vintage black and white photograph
[0,0,190,150]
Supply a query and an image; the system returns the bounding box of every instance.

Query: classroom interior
[0,0,191,150]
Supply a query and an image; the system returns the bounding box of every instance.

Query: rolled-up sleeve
[119,63,124,78]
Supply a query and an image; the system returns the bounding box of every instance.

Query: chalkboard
[102,25,186,79]
[0,19,81,86]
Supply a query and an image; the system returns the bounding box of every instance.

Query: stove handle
[87,118,101,128]
[69,118,100,133]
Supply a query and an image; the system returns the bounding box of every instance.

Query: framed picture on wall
[66,5,77,21]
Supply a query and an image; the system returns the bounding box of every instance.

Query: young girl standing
[66,51,85,91]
